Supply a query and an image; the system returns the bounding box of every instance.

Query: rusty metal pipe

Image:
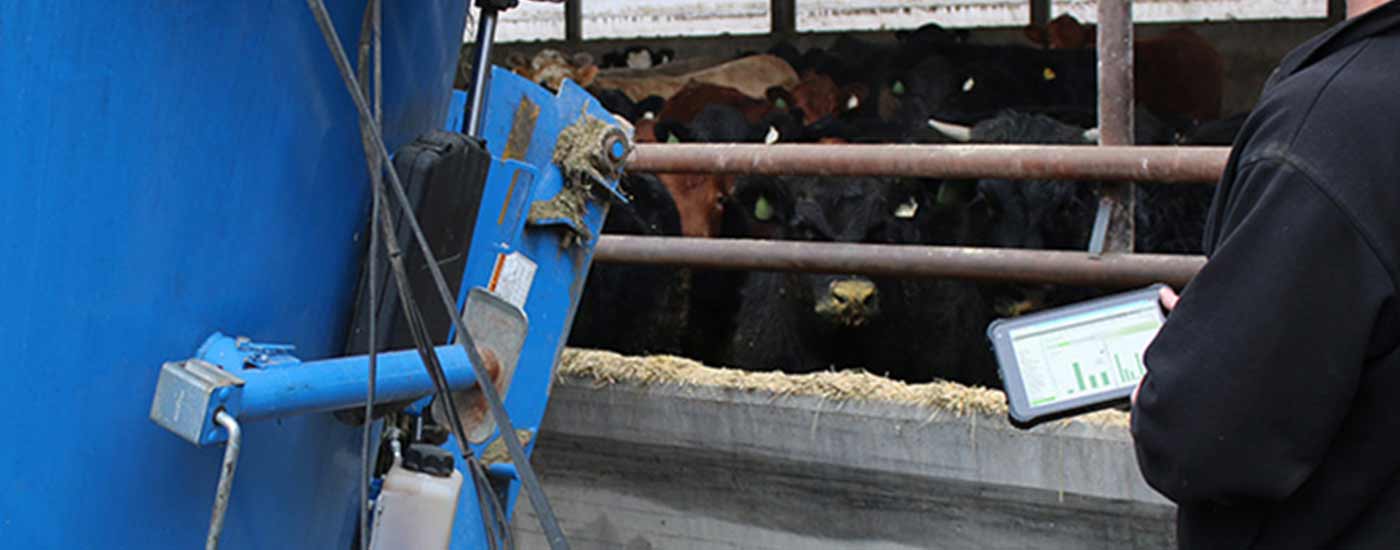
[594,236,1205,288]
[628,144,1227,183]
[1094,0,1137,253]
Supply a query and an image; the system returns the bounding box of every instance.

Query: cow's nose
[831,279,877,306]
[816,278,880,327]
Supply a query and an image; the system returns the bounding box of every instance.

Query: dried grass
[557,348,1130,428]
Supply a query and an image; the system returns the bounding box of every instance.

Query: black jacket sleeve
[1132,157,1392,505]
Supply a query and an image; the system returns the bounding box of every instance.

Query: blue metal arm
[152,333,475,444]
[230,347,473,424]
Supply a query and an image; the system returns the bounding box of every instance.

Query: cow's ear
[1023,25,1048,47]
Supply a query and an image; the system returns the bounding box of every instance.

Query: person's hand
[1135,285,1180,405]
[1159,286,1180,312]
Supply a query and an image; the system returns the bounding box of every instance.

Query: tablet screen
[1006,300,1162,408]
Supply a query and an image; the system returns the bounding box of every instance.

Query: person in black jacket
[1132,1,1400,548]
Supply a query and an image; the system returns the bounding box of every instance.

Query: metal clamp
[149,359,245,446]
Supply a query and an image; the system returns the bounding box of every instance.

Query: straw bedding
[556,348,1130,428]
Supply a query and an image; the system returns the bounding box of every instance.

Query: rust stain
[503,97,540,162]
[498,169,521,225]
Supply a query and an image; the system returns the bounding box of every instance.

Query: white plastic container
[370,458,464,550]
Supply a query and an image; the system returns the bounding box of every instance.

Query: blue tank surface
[0,1,467,548]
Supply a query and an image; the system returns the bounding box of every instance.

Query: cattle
[719,174,997,386]
[658,82,777,126]
[928,109,1211,314]
[554,22,1225,385]
[569,173,690,356]
[765,74,860,126]
[592,54,800,102]
[644,91,803,237]
[1025,14,1225,122]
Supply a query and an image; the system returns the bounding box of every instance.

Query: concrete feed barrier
[512,349,1175,549]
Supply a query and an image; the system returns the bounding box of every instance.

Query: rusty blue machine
[1,1,626,548]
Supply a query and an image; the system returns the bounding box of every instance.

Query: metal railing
[628,144,1228,183]
[588,0,1229,287]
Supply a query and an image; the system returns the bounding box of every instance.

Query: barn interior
[459,2,1341,548]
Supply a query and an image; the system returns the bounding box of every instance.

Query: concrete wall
[514,376,1175,549]
[492,18,1332,117]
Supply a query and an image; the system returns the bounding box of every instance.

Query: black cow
[569,173,689,355]
[930,109,1211,314]
[720,174,997,386]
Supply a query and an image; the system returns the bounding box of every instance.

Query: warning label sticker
[488,252,537,309]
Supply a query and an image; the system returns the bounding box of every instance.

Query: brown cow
[631,116,731,238]
[1025,14,1224,122]
[631,83,788,238]
[769,73,856,125]
[660,82,776,125]
[593,54,799,102]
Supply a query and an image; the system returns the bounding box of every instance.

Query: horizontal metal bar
[237,345,474,422]
[628,144,1228,183]
[594,236,1205,288]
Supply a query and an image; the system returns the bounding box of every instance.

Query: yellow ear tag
[754,196,774,221]
[1043,67,1057,81]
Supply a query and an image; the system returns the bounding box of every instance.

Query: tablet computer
[988,284,1167,428]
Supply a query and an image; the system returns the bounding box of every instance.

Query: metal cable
[354,1,382,547]
[374,194,506,550]
[304,1,569,547]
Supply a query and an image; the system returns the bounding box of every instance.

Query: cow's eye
[962,77,976,92]
[891,80,906,96]
[774,97,788,110]
[754,196,774,221]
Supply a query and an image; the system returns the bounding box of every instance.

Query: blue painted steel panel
[0,1,466,548]
[446,71,626,547]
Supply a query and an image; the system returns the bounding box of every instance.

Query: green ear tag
[754,196,774,221]
[775,97,788,109]
[891,80,906,95]
[666,133,681,144]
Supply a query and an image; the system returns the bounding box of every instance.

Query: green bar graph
[1100,372,1110,387]
[1114,355,1125,383]
[1074,362,1086,391]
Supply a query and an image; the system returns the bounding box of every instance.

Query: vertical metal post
[1091,0,1135,255]
[565,0,582,45]
[771,0,796,39]
[465,7,500,138]
[1328,0,1348,23]
[1030,0,1052,28]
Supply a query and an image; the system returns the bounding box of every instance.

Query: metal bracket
[1087,197,1113,258]
[149,359,245,446]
